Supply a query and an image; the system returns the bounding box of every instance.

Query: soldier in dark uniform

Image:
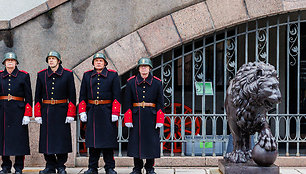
[124,57,164,174]
[34,51,76,174]
[79,53,121,174]
[0,52,32,174]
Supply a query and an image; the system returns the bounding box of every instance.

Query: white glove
[35,117,42,124]
[112,115,118,122]
[155,123,163,129]
[79,112,87,122]
[65,117,74,123]
[125,123,133,128]
[22,116,30,125]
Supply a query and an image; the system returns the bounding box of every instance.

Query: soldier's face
[48,56,60,68]
[139,65,151,75]
[4,59,17,69]
[94,58,105,70]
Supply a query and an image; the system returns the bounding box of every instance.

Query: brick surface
[206,0,249,30]
[47,0,69,9]
[10,3,49,28]
[172,2,213,42]
[283,0,306,11]
[137,15,181,57]
[105,32,149,75]
[245,0,283,18]
[0,21,10,30]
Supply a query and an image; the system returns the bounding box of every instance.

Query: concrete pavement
[18,167,306,174]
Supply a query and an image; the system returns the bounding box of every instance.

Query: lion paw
[225,150,248,163]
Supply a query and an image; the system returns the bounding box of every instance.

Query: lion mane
[230,62,278,133]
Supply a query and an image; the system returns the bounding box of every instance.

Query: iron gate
[77,12,306,157]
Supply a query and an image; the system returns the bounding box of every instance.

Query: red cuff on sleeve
[24,103,32,117]
[34,102,41,117]
[124,109,132,124]
[112,99,121,116]
[67,102,76,117]
[79,100,86,113]
[156,109,165,124]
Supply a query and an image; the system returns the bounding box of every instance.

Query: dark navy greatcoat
[34,65,76,154]
[0,68,32,156]
[79,67,121,149]
[124,73,164,159]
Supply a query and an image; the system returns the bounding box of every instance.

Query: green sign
[199,141,213,148]
[195,82,213,95]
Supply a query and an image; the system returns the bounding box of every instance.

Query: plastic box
[184,135,225,156]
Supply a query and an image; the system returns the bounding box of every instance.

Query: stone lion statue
[225,61,281,163]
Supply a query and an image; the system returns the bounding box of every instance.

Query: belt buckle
[7,94,12,101]
[141,101,145,108]
[51,99,56,105]
[94,100,99,105]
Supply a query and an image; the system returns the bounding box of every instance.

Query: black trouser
[43,153,68,170]
[133,158,154,171]
[1,156,24,171]
[88,148,115,171]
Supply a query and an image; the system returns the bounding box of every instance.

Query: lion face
[257,77,282,109]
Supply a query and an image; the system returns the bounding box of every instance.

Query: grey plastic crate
[184,135,224,156]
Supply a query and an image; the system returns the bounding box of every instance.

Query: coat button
[97,92,99,94]
[8,79,10,81]
[143,96,145,98]
[8,84,10,86]
[9,75,11,77]
[97,87,99,89]
[8,89,10,91]
[52,87,54,89]
[143,91,145,93]
[52,82,54,85]
[51,92,54,94]
[143,86,145,88]
[97,97,99,99]
[53,77,55,80]
[98,78,100,81]
[98,83,100,85]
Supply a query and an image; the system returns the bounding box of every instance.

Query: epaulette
[38,69,47,73]
[85,69,93,73]
[0,70,3,73]
[127,75,135,81]
[153,76,161,81]
[63,68,72,72]
[19,70,28,74]
[108,69,117,72]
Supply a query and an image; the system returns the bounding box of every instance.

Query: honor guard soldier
[124,57,165,174]
[0,52,32,174]
[79,53,121,174]
[34,51,76,174]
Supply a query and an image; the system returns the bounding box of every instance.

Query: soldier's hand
[65,117,74,124]
[35,117,42,124]
[125,123,133,128]
[112,115,118,122]
[155,123,163,129]
[22,116,30,125]
[79,112,87,122]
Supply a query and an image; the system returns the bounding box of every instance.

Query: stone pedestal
[218,159,279,174]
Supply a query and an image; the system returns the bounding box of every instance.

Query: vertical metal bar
[171,49,175,157]
[276,17,280,152]
[235,27,238,73]
[118,116,122,157]
[256,20,259,61]
[192,41,195,156]
[276,17,280,115]
[212,33,217,156]
[202,38,207,157]
[266,20,269,63]
[181,45,185,157]
[160,54,164,157]
[223,30,228,156]
[245,23,248,63]
[297,13,301,156]
[286,15,290,156]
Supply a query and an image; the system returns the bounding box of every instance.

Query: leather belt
[0,94,24,101]
[88,99,112,105]
[133,102,156,108]
[42,99,68,104]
